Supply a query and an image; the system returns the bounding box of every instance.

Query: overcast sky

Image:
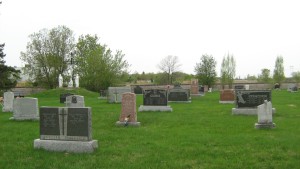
[1,0,300,78]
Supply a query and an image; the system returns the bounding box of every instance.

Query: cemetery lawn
[0,88,300,169]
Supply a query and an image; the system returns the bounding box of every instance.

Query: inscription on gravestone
[143,89,167,106]
[235,90,271,108]
[40,107,92,141]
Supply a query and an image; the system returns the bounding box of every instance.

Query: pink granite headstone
[191,79,199,95]
[116,92,140,126]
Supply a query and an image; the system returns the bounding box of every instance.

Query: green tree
[292,71,300,87]
[20,25,75,89]
[220,53,236,89]
[273,56,285,85]
[74,34,129,91]
[157,55,181,84]
[258,68,272,83]
[194,54,217,88]
[0,43,20,92]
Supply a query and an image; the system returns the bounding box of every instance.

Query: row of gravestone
[100,86,193,104]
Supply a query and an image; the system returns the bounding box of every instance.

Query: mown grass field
[0,88,299,169]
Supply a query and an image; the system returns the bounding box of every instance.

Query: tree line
[1,24,300,93]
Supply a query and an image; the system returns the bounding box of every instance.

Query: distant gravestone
[34,107,98,153]
[255,101,276,129]
[116,93,140,126]
[75,74,79,88]
[234,85,245,90]
[60,93,74,103]
[190,79,199,95]
[287,84,298,92]
[168,85,190,102]
[133,85,143,94]
[2,92,14,112]
[138,89,172,112]
[219,89,235,104]
[10,97,39,120]
[98,90,107,99]
[199,86,205,95]
[65,95,85,107]
[232,90,275,115]
[108,87,131,103]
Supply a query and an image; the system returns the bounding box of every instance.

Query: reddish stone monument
[190,79,199,95]
[219,89,235,104]
[116,93,140,126]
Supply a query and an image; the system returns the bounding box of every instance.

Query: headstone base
[168,101,191,103]
[115,121,141,127]
[33,139,98,153]
[138,105,173,112]
[191,94,205,96]
[232,108,276,115]
[9,116,39,121]
[255,122,276,129]
[219,101,235,104]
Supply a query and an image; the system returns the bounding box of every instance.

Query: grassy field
[0,88,299,169]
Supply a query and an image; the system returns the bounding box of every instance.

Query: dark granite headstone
[235,90,271,108]
[199,86,204,93]
[143,89,167,106]
[40,107,92,141]
[234,85,245,90]
[60,93,74,103]
[168,86,189,101]
[99,90,107,97]
[134,86,143,94]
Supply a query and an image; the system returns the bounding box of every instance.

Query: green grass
[0,88,299,169]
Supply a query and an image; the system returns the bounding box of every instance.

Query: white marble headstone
[2,92,14,112]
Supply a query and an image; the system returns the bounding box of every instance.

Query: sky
[0,0,300,78]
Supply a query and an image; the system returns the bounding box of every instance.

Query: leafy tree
[273,55,285,85]
[0,43,20,92]
[20,25,75,89]
[74,34,129,91]
[157,55,181,84]
[258,68,272,84]
[220,53,236,89]
[246,74,257,80]
[292,71,300,87]
[194,54,217,88]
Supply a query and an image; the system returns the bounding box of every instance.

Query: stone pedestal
[34,139,98,153]
[138,105,173,112]
[255,122,276,129]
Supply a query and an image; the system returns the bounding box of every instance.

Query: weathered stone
[2,92,14,112]
[116,93,140,126]
[10,97,39,120]
[65,95,85,107]
[108,87,131,103]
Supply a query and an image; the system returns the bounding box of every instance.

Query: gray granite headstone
[65,95,85,107]
[108,87,131,103]
[10,97,39,120]
[2,92,14,112]
[168,86,190,102]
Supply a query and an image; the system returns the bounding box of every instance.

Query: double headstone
[168,85,190,102]
[10,97,39,120]
[108,87,132,103]
[219,89,235,104]
[2,92,14,112]
[232,90,275,115]
[65,95,85,107]
[116,93,140,126]
[138,89,172,112]
[34,107,98,153]
[255,101,276,129]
